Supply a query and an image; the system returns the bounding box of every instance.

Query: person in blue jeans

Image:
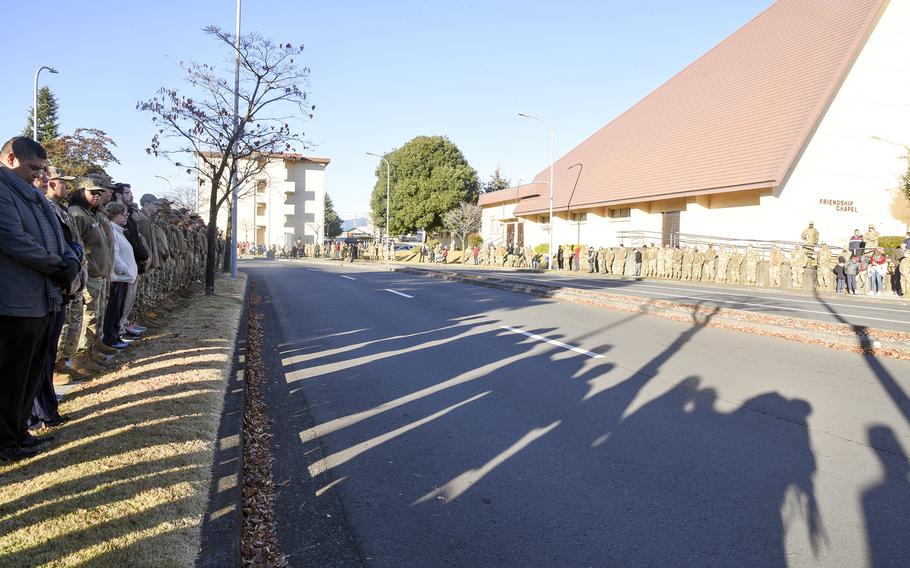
[845,255,860,295]
[834,259,847,294]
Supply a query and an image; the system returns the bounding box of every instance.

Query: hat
[86,173,116,189]
[47,166,75,181]
[156,198,173,206]
[808,221,814,225]
[140,193,158,205]
[75,177,105,192]
[868,224,875,228]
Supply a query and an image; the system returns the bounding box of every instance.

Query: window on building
[609,207,631,219]
[570,212,587,223]
[539,215,550,224]
[256,180,267,193]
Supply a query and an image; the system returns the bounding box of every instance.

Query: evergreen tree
[22,86,61,143]
[325,193,343,238]
[481,166,511,194]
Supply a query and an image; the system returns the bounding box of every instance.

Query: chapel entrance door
[662,211,680,247]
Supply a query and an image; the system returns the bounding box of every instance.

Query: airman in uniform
[864,224,880,251]
[604,247,615,275]
[692,247,705,281]
[672,247,684,279]
[790,245,806,289]
[655,244,666,278]
[715,247,731,284]
[613,246,627,275]
[801,221,819,264]
[816,243,833,289]
[900,254,910,299]
[730,248,744,284]
[647,243,658,277]
[768,245,783,287]
[703,244,717,282]
[744,245,759,286]
[681,247,694,281]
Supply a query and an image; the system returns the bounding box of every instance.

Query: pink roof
[513,0,888,216]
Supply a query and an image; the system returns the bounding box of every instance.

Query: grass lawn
[0,274,246,567]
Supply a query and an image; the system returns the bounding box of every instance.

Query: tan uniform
[768,246,783,287]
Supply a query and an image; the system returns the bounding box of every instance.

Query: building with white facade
[198,153,330,247]
[481,0,910,251]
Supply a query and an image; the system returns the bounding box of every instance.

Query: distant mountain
[342,217,369,231]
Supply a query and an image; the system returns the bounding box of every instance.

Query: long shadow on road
[251,266,828,567]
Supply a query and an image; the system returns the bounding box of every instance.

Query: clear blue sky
[2,0,774,218]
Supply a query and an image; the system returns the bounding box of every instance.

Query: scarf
[0,167,66,312]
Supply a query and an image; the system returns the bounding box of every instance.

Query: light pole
[518,112,555,269]
[366,152,391,259]
[33,66,58,141]
[230,0,242,279]
[154,175,172,193]
[567,163,583,245]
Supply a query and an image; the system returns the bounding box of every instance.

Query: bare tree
[164,184,199,211]
[443,201,482,261]
[138,26,314,294]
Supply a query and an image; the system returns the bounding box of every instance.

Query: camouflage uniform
[790,246,806,289]
[703,245,717,282]
[768,246,783,287]
[744,245,759,286]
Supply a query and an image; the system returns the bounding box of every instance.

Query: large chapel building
[480,0,910,251]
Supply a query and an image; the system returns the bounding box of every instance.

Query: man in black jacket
[0,137,79,461]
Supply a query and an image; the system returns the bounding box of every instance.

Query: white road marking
[341,275,356,280]
[499,325,605,359]
[473,273,910,326]
[384,289,414,298]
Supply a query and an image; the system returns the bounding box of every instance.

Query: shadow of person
[862,426,910,568]
[588,379,822,567]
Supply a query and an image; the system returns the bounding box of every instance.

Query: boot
[89,349,117,367]
[53,360,83,385]
[71,355,106,376]
[94,342,119,355]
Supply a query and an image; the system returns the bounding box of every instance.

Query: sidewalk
[0,275,247,567]
[385,262,910,360]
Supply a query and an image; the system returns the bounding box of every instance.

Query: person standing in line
[768,245,783,288]
[834,257,847,294]
[472,244,479,265]
[848,229,863,256]
[891,243,906,297]
[816,243,834,290]
[68,178,117,373]
[634,248,642,276]
[102,202,138,348]
[864,225,880,252]
[113,184,148,339]
[845,255,860,295]
[556,244,564,270]
[0,137,80,461]
[867,248,888,296]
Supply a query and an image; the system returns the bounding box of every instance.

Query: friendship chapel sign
[818,198,858,213]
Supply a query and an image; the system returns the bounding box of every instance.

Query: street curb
[197,281,250,568]
[392,266,910,361]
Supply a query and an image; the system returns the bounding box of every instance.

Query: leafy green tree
[370,136,480,236]
[22,86,61,143]
[43,128,119,176]
[481,166,511,194]
[325,193,343,238]
[901,150,910,203]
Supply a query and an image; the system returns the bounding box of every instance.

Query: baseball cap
[87,173,116,189]
[75,177,106,193]
[47,166,76,181]
[140,193,158,205]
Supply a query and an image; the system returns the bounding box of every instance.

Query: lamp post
[567,163,583,245]
[229,0,242,279]
[33,66,58,141]
[366,152,391,260]
[518,112,555,269]
[154,175,172,193]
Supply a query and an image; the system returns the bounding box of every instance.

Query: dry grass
[0,274,247,568]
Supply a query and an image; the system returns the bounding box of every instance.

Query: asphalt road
[245,260,910,567]
[402,263,910,334]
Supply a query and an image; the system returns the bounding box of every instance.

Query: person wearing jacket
[867,248,888,296]
[102,202,138,349]
[844,255,860,295]
[113,184,148,339]
[0,137,79,461]
[68,177,116,373]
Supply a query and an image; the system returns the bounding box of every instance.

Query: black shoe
[0,445,39,461]
[43,416,70,428]
[19,432,54,448]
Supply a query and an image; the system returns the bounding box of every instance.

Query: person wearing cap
[801,221,819,261]
[68,177,117,374]
[44,167,89,379]
[864,224,880,252]
[138,193,162,319]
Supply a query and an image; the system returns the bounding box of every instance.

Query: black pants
[29,308,66,427]
[103,281,129,345]
[0,313,53,449]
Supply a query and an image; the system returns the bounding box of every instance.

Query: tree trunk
[205,175,223,295]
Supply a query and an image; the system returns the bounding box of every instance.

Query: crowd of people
[0,136,216,462]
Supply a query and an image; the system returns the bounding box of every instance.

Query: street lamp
[230,0,242,279]
[154,175,173,193]
[366,152,391,260]
[518,112,555,269]
[33,66,58,141]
